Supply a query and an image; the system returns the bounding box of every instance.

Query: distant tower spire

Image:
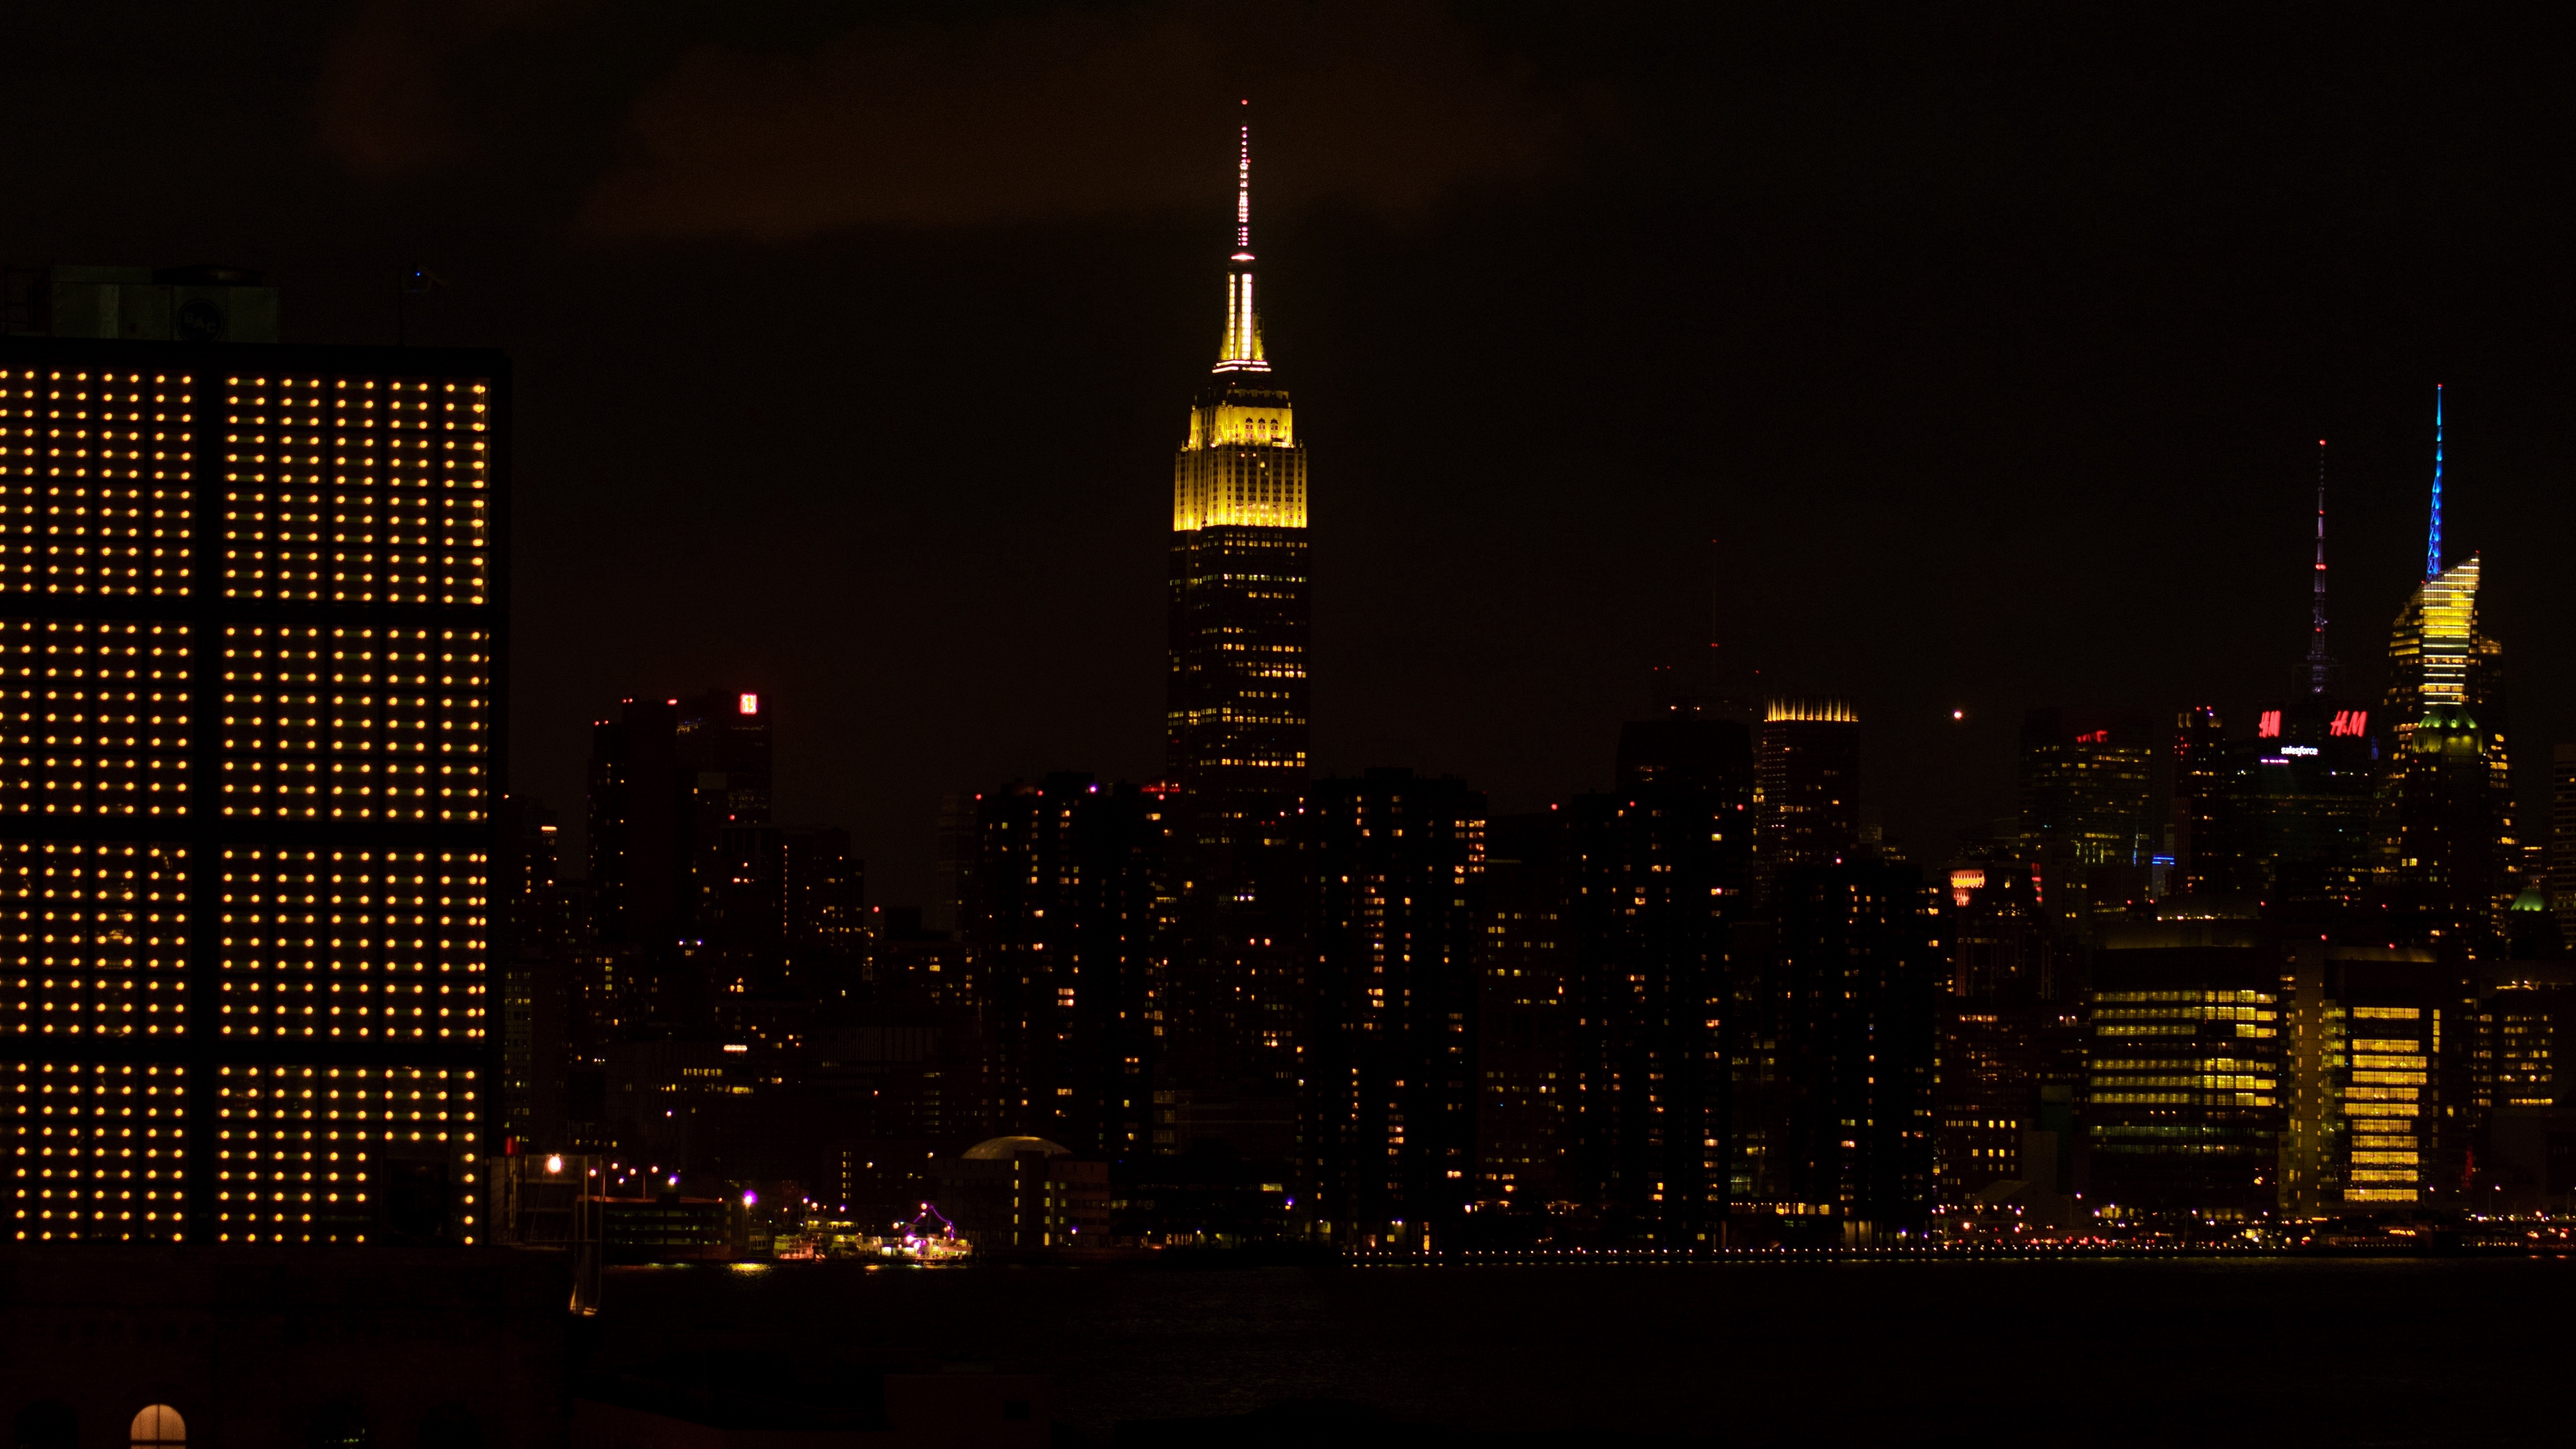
[1216,100,1269,374]
[2308,439,2331,695]
[2426,383,2445,578]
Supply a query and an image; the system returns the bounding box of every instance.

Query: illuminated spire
[2308,439,2331,694]
[1216,101,1269,374]
[2427,383,2445,579]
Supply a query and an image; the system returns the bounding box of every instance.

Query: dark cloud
[578,1,1573,239]
[315,0,582,178]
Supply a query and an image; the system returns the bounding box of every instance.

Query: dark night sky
[8,3,2573,906]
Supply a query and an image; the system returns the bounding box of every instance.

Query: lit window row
[217,626,488,820]
[1,841,188,1037]
[0,371,197,600]
[0,618,192,815]
[0,616,190,739]
[218,376,489,606]
[221,487,487,606]
[7,1060,184,1242]
[217,848,487,1041]
[211,1063,480,1244]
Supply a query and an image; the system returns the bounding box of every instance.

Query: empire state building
[1167,120,1309,840]
[1163,117,1310,1122]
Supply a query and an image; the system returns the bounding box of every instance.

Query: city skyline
[12,11,2576,1445]
[3,9,2570,912]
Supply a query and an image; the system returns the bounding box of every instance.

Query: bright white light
[743,1189,757,1206]
[739,692,759,716]
[545,1154,564,1174]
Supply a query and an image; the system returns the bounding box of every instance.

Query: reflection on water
[588,1257,2576,1446]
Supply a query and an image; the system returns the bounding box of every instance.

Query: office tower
[2379,571,2511,945]
[961,774,1167,1161]
[1757,699,1862,868]
[2019,708,2156,868]
[2230,694,2377,910]
[1473,812,1572,1215]
[2169,705,2233,897]
[1566,714,1753,1244]
[0,319,507,1245]
[1163,121,1311,1127]
[2086,921,2282,1220]
[1303,769,1485,1247]
[2281,943,2449,1215]
[2018,708,2156,928]
[1735,862,1940,1234]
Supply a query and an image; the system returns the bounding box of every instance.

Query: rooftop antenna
[2426,384,2445,579]
[2306,439,2331,695]
[1214,99,1268,373]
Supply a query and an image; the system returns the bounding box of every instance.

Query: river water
[591,1255,2575,1445]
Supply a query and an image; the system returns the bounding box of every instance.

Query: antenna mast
[2426,384,2445,579]
[2307,439,2331,695]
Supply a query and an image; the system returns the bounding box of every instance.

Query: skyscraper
[1757,699,1861,869]
[1566,715,1754,1244]
[961,773,1167,1161]
[1736,861,1940,1234]
[1303,769,1485,1247]
[2086,922,2283,1221]
[1166,117,1309,825]
[0,325,508,1246]
[1164,116,1312,1128]
[2377,389,2512,949]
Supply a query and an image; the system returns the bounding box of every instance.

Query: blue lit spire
[2426,384,2445,579]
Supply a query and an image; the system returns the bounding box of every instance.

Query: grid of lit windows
[1,841,187,1037]
[212,1064,480,1244]
[219,626,489,821]
[2342,1004,2431,1204]
[0,619,190,816]
[0,368,193,598]
[7,1060,185,1241]
[220,375,490,606]
[217,849,487,1041]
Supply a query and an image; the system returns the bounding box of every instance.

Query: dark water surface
[592,1256,2571,1445]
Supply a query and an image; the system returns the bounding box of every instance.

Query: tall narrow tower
[1167,113,1311,837]
[2307,440,2332,695]
[2380,384,2514,948]
[1162,109,1313,1125]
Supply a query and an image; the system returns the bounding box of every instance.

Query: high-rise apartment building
[961,774,1167,1161]
[0,325,508,1246]
[1164,121,1312,1128]
[1303,769,1485,1247]
[1735,862,1940,1232]
[1472,812,1571,1214]
[1566,714,1754,1244]
[1757,699,1861,869]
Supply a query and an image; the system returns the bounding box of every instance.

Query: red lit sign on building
[2075,729,2108,745]
[2257,710,2282,739]
[2328,709,2367,737]
[739,692,759,716]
